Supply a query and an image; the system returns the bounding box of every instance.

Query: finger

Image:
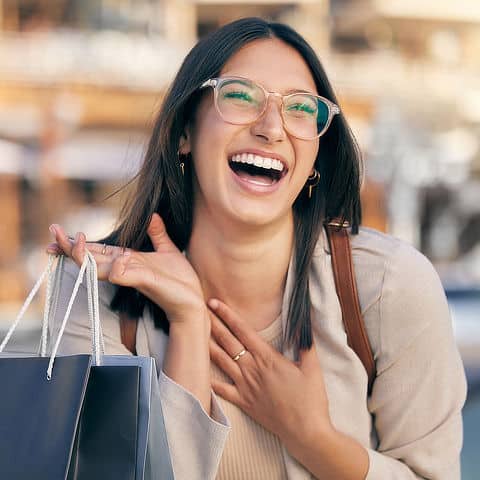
[209,338,243,384]
[45,240,127,264]
[211,379,243,407]
[210,309,247,360]
[49,224,73,256]
[86,242,131,259]
[46,243,63,255]
[208,299,265,356]
[71,232,87,265]
[147,213,175,252]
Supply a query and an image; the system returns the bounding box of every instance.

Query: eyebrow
[284,88,316,95]
[220,74,317,96]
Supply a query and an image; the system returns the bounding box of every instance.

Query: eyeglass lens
[216,78,331,139]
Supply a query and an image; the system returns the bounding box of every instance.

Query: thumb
[147,213,173,251]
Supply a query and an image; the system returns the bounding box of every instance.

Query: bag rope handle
[0,251,105,379]
[0,255,56,353]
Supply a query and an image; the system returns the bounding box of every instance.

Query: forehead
[220,38,317,95]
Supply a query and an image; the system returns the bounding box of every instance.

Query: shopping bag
[67,364,141,480]
[102,355,174,480]
[0,252,173,480]
[0,354,92,480]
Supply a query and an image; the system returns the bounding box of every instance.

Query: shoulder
[316,225,439,304]
[350,226,438,288]
[351,227,450,370]
[350,226,445,306]
[315,226,451,371]
[351,226,426,268]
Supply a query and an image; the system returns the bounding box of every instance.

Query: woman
[47,17,466,480]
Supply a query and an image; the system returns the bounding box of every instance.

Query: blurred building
[0,0,332,302]
[330,0,480,269]
[0,0,479,304]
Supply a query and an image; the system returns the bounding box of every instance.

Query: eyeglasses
[200,76,340,141]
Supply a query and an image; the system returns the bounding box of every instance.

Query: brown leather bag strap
[119,312,138,356]
[325,222,376,394]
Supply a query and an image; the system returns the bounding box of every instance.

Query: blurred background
[0,0,478,476]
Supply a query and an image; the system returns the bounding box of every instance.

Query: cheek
[190,113,222,169]
[191,110,249,167]
[308,139,320,165]
[192,102,227,148]
[294,140,319,176]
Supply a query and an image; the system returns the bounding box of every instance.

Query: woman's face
[185,38,320,228]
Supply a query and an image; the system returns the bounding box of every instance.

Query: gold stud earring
[307,169,320,199]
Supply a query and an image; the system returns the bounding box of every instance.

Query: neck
[187,208,294,330]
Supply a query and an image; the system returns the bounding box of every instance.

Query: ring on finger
[101,243,107,255]
[232,348,247,362]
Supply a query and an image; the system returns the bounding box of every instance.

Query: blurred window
[3,0,163,34]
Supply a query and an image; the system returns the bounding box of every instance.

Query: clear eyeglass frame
[200,76,340,141]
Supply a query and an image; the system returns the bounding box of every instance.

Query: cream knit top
[212,315,287,480]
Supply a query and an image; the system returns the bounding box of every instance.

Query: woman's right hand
[47,214,207,325]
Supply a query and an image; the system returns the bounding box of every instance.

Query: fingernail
[208,299,219,309]
[49,225,56,235]
[75,232,80,242]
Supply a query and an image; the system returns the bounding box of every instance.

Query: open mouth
[228,153,288,186]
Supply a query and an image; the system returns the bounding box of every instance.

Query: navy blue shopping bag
[0,354,140,480]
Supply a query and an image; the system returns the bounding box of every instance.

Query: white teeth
[272,159,283,171]
[230,153,285,172]
[253,156,264,168]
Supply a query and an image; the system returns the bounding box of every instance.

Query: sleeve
[159,370,231,480]
[365,244,467,480]
[51,258,231,479]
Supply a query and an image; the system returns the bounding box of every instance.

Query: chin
[228,203,289,228]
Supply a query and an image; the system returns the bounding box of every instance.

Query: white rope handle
[0,251,104,380]
[86,251,105,357]
[0,255,55,353]
[39,254,65,357]
[47,251,102,379]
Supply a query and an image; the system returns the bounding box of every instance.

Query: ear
[178,128,191,155]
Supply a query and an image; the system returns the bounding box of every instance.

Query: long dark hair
[104,17,363,351]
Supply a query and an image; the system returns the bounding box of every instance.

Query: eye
[223,90,254,102]
[286,102,316,115]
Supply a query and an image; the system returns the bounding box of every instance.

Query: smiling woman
[47,17,466,480]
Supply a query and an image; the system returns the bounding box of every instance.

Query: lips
[226,156,287,197]
[228,149,288,185]
[228,149,289,172]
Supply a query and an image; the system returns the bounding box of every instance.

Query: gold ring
[101,243,107,255]
[232,349,247,362]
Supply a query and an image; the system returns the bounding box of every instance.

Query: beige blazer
[51,226,467,479]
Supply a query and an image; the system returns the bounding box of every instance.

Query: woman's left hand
[208,298,333,449]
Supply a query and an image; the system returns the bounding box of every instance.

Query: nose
[250,95,286,143]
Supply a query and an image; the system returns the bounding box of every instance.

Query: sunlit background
[0,0,479,476]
